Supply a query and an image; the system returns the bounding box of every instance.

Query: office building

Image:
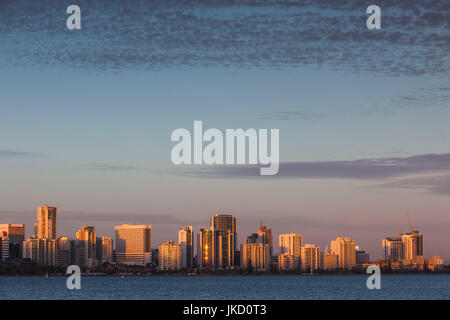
[114,224,151,266]
[0,224,25,258]
[178,226,194,268]
[211,214,237,251]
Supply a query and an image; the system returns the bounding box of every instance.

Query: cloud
[376,174,450,195]
[0,0,449,76]
[86,164,148,171]
[258,111,327,122]
[0,149,39,158]
[165,152,450,181]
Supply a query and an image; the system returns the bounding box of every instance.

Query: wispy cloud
[0,149,39,158]
[165,153,450,194]
[86,164,148,171]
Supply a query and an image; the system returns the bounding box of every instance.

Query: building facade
[178,226,194,268]
[36,206,57,240]
[279,233,302,257]
[300,244,321,271]
[330,237,357,269]
[115,224,152,266]
[158,240,183,270]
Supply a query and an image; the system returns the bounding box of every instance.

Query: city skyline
[1,205,446,265]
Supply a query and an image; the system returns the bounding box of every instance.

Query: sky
[0,0,449,261]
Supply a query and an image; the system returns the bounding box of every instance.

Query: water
[1,275,449,300]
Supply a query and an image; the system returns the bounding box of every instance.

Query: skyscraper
[36,206,57,240]
[22,237,56,266]
[114,224,151,266]
[402,231,423,263]
[241,242,271,272]
[211,214,237,251]
[210,214,236,268]
[178,226,193,268]
[300,244,321,271]
[258,224,273,256]
[279,233,302,257]
[198,228,215,270]
[76,225,97,267]
[0,224,25,258]
[382,237,404,261]
[330,237,357,269]
[101,236,113,264]
[158,240,183,271]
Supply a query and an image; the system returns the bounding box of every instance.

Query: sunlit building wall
[158,240,183,270]
[241,242,271,272]
[23,237,56,266]
[279,233,302,257]
[278,253,301,271]
[382,237,404,261]
[115,224,152,266]
[36,206,57,240]
[330,237,356,269]
[178,226,193,268]
[301,244,321,271]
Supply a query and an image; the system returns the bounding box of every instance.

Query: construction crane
[406,212,414,232]
[392,216,403,237]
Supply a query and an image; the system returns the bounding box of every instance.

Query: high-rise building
[300,244,321,271]
[158,240,183,271]
[100,236,113,264]
[322,252,339,270]
[382,237,404,261]
[258,224,273,256]
[402,231,423,263]
[356,249,370,265]
[114,224,151,266]
[36,206,57,240]
[241,242,271,272]
[211,214,237,251]
[279,233,302,257]
[23,237,56,266]
[76,225,97,266]
[56,236,72,267]
[1,232,10,262]
[198,228,215,270]
[0,224,25,259]
[330,237,357,269]
[278,253,301,271]
[178,226,193,268]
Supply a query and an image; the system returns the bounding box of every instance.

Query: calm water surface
[1,275,449,300]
